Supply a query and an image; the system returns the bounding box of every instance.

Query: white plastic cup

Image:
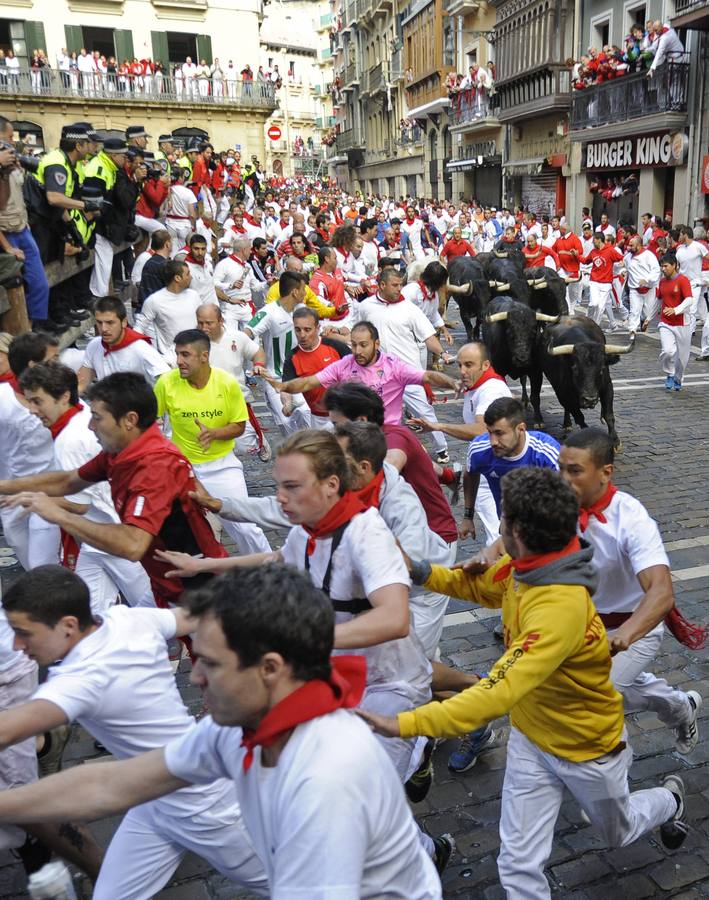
[27,861,78,899]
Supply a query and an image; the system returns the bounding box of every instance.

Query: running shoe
[448,725,495,773]
[675,691,701,755]
[673,379,682,391]
[448,462,463,506]
[257,436,272,462]
[405,738,435,804]
[664,376,674,390]
[435,449,450,465]
[432,835,454,875]
[660,774,688,850]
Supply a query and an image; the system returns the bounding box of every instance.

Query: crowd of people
[570,20,685,88]
[0,118,706,898]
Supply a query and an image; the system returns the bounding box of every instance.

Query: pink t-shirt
[317,351,424,424]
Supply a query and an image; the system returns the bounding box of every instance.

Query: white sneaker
[675,690,702,755]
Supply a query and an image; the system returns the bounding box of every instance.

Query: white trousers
[476,476,500,545]
[220,300,254,331]
[165,220,192,256]
[192,455,271,554]
[608,622,692,728]
[235,419,262,455]
[361,684,429,784]
[263,381,310,433]
[89,233,115,298]
[587,282,613,327]
[134,214,165,236]
[75,547,155,615]
[403,385,447,452]
[93,785,268,900]
[0,508,60,570]
[699,290,709,354]
[627,288,658,333]
[498,727,676,900]
[0,663,38,850]
[410,540,457,660]
[559,272,582,315]
[688,283,701,334]
[659,322,691,383]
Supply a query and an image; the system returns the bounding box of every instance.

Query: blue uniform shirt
[466,431,561,512]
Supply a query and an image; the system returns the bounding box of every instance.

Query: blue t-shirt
[467,430,561,512]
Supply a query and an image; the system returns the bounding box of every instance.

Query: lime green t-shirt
[154,366,248,464]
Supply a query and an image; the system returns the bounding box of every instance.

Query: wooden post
[0,284,30,335]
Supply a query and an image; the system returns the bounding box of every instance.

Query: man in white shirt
[599,212,616,239]
[624,235,661,333]
[181,56,197,98]
[359,218,380,276]
[135,259,202,361]
[77,48,95,96]
[180,234,218,304]
[19,362,154,613]
[675,225,708,335]
[196,302,271,461]
[560,428,701,752]
[0,333,61,570]
[225,60,238,97]
[166,169,197,256]
[78,296,169,392]
[214,236,265,330]
[400,206,426,260]
[357,269,452,463]
[0,564,445,897]
[641,212,654,247]
[0,565,268,900]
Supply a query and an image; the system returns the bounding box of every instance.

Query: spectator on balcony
[5,50,18,91]
[648,21,684,76]
[211,59,224,98]
[182,56,198,98]
[77,48,95,95]
[57,48,71,89]
[241,64,254,98]
[154,60,165,93]
[196,59,210,98]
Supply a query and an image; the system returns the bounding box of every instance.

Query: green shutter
[24,21,47,55]
[151,31,169,67]
[64,25,83,55]
[113,29,134,64]
[196,35,213,66]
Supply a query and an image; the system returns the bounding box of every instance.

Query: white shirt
[360,239,379,276]
[600,223,616,239]
[462,376,512,423]
[214,255,261,304]
[400,218,424,258]
[356,295,435,370]
[5,56,18,72]
[247,302,295,377]
[209,328,260,401]
[0,607,35,676]
[184,258,217,304]
[131,250,153,285]
[168,185,197,220]
[134,287,202,359]
[225,65,238,82]
[0,384,54,480]
[77,53,94,74]
[400,282,443,329]
[282,508,430,697]
[182,62,197,79]
[82,334,170,385]
[624,249,661,290]
[675,241,708,286]
[581,490,668,616]
[164,711,441,899]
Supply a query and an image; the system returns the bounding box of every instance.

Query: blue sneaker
[447,724,495,773]
[665,376,674,390]
[673,379,682,391]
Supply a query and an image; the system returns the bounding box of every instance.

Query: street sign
[267,126,282,142]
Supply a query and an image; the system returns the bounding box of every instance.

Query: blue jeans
[5,227,49,320]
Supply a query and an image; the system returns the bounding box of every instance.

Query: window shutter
[113,29,134,64]
[24,21,48,55]
[63,25,83,56]
[196,34,213,66]
[151,31,169,67]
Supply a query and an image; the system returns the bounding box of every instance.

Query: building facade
[0,0,276,156]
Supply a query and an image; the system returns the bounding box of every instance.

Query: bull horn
[446,282,471,295]
[605,335,636,355]
[486,311,509,323]
[531,280,548,289]
[494,251,509,259]
[493,282,510,291]
[488,279,496,286]
[564,275,581,284]
[548,343,574,356]
[535,312,560,322]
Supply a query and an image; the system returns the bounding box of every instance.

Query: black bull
[535,316,635,449]
[445,256,491,340]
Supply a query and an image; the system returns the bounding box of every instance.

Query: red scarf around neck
[417,280,435,301]
[303,491,367,556]
[578,483,617,532]
[377,292,406,305]
[231,224,246,234]
[103,327,151,357]
[405,215,416,225]
[354,468,385,510]
[240,655,366,771]
[468,366,506,392]
[184,253,205,267]
[0,371,19,391]
[49,402,84,440]
[493,535,581,583]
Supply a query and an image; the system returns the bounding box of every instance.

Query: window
[268,57,273,68]
[81,26,116,58]
[590,14,611,50]
[166,31,197,64]
[288,59,296,77]
[443,23,455,67]
[626,3,646,30]
[0,19,28,66]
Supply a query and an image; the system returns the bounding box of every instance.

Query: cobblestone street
[1,321,708,898]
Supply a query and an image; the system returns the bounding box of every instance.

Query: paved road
[1,317,708,898]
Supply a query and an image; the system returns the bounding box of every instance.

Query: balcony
[395,125,424,146]
[318,48,333,65]
[570,61,690,132]
[319,11,336,29]
[443,0,480,13]
[0,68,277,111]
[336,128,366,151]
[494,66,570,123]
[448,88,499,129]
[673,0,709,28]
[390,48,403,82]
[342,62,359,90]
[369,62,386,94]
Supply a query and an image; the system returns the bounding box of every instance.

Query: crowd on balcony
[0,48,277,101]
[445,62,496,119]
[570,20,684,89]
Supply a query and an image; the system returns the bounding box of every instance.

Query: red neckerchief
[103,327,151,357]
[229,254,246,268]
[231,224,246,234]
[337,248,350,264]
[49,402,84,440]
[493,536,581,583]
[244,212,255,224]
[405,215,416,225]
[0,371,17,387]
[240,655,367,771]
[184,254,205,267]
[303,491,367,556]
[317,227,331,242]
[578,483,617,532]
[417,280,435,301]
[353,468,385,509]
[467,366,506,391]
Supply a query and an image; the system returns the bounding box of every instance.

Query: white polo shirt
[581,490,669,615]
[82,335,170,384]
[208,328,260,401]
[0,384,54,479]
[356,295,435,370]
[462,377,512,423]
[164,710,441,899]
[400,282,444,329]
[675,241,708,287]
[134,288,202,359]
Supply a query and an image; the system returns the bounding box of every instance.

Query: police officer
[26,123,93,263]
[73,122,102,183]
[126,124,150,152]
[177,137,201,181]
[155,134,173,177]
[82,136,129,298]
